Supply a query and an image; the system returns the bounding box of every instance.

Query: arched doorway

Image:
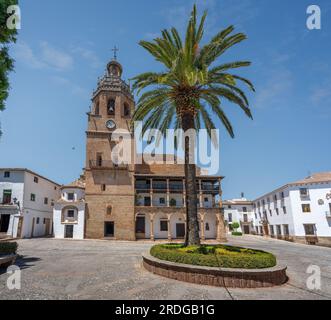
[135,213,146,239]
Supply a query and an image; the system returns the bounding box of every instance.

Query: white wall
[0,170,25,204]
[289,183,331,237]
[253,182,331,238]
[53,188,86,240]
[21,171,60,238]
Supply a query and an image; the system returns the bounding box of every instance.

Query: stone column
[167,213,172,241]
[150,213,155,241]
[166,179,170,207]
[183,179,186,208]
[199,180,203,208]
[150,178,153,207]
[200,213,205,241]
[216,213,226,242]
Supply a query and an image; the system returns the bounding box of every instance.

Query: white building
[253,172,331,247]
[0,168,60,238]
[223,197,255,234]
[53,176,86,239]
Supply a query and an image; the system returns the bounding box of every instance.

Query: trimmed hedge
[232,232,243,236]
[0,242,18,255]
[150,244,276,269]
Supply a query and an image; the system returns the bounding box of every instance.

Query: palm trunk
[182,113,200,246]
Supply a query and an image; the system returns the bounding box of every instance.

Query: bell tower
[85,55,136,240]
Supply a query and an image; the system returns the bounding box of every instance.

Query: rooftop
[0,168,60,186]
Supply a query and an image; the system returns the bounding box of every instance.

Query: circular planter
[142,252,287,288]
[0,254,17,269]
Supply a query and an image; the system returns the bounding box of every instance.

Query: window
[67,193,75,201]
[243,207,247,212]
[283,224,289,236]
[107,206,112,216]
[269,209,272,217]
[54,186,57,190]
[204,197,209,202]
[43,218,46,224]
[34,176,39,183]
[302,204,311,213]
[169,199,177,207]
[160,220,168,232]
[283,206,287,214]
[4,171,10,178]
[123,103,130,117]
[274,194,277,201]
[97,154,103,167]
[206,223,210,231]
[36,217,40,224]
[270,225,274,236]
[2,190,12,204]
[67,210,75,218]
[262,200,265,206]
[255,213,257,219]
[304,224,316,236]
[300,188,309,197]
[243,214,248,223]
[276,208,279,216]
[44,197,48,205]
[159,198,165,205]
[30,194,36,202]
[281,192,285,199]
[329,203,331,212]
[101,184,106,191]
[95,102,100,115]
[228,213,232,223]
[228,205,232,209]
[107,99,115,115]
[276,225,282,235]
[267,197,270,203]
[51,201,54,207]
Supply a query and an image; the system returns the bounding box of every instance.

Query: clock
[106,120,116,130]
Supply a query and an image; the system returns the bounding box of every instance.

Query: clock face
[106,120,116,130]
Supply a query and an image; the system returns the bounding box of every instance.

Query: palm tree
[131,4,255,246]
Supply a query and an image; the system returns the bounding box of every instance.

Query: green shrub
[150,244,276,269]
[0,242,18,255]
[232,232,243,236]
[231,222,240,230]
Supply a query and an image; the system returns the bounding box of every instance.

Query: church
[53,56,226,241]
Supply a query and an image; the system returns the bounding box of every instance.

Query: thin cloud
[14,41,73,71]
[40,42,73,71]
[14,42,46,69]
[51,76,88,98]
[254,68,293,109]
[70,46,101,68]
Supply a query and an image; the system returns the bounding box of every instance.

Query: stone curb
[142,252,288,288]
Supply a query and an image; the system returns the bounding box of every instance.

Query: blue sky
[0,0,330,200]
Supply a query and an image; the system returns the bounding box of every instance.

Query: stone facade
[83,58,226,241]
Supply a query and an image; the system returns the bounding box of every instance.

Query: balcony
[89,160,128,170]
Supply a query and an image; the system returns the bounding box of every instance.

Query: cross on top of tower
[112,46,119,60]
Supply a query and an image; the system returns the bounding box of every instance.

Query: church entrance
[135,216,146,239]
[104,222,114,237]
[65,225,74,239]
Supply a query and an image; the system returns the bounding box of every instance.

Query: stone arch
[123,102,130,117]
[61,205,79,223]
[107,98,115,115]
